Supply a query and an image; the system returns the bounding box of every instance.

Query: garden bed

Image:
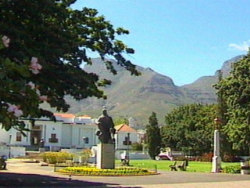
[57,166,157,176]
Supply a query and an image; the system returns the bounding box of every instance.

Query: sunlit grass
[116,160,240,173]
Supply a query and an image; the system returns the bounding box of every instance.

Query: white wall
[0,145,26,158]
[0,127,10,144]
[1,122,30,146]
[72,124,97,148]
[39,121,62,147]
[61,124,72,147]
[115,132,138,150]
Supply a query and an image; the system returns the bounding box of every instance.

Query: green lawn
[116,160,240,173]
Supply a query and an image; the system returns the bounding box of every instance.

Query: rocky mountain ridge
[64,55,243,126]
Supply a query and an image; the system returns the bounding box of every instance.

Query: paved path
[0,159,249,187]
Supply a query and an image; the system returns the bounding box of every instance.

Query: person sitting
[0,155,7,170]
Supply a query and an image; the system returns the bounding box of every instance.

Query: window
[85,137,89,144]
[49,134,58,143]
[16,132,22,142]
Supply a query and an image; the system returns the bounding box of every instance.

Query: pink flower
[7,104,23,117]
[29,57,42,74]
[39,95,48,102]
[2,35,10,47]
[14,109,23,117]
[27,81,35,89]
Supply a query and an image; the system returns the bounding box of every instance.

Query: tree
[161,104,216,156]
[215,70,233,156]
[114,117,129,126]
[0,0,139,131]
[215,51,250,155]
[146,112,161,159]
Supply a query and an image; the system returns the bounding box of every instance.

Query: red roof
[77,115,91,119]
[115,124,137,133]
[54,113,75,118]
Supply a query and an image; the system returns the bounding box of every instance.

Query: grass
[116,160,241,173]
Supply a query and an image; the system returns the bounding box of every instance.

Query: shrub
[222,165,241,174]
[41,152,74,164]
[222,154,241,162]
[78,149,92,164]
[131,142,143,151]
[200,152,213,162]
[175,156,188,161]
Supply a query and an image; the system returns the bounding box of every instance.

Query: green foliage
[78,149,92,165]
[161,104,217,156]
[215,52,250,155]
[146,112,161,159]
[41,152,74,164]
[114,117,129,126]
[131,142,143,151]
[58,166,155,176]
[0,0,139,131]
[222,165,241,174]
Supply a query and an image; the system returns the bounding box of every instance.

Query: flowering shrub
[222,165,241,174]
[41,152,74,164]
[58,166,156,176]
[199,152,213,162]
[0,1,138,133]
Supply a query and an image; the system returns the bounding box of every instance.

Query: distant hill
[63,56,243,126]
[180,55,244,104]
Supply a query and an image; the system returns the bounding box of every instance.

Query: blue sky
[72,0,250,86]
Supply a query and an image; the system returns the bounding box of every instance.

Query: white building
[0,113,98,150]
[0,115,144,153]
[114,124,139,150]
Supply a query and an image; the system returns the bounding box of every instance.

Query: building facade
[0,113,98,150]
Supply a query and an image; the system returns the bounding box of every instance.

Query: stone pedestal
[97,143,115,169]
[211,130,221,173]
[39,148,46,153]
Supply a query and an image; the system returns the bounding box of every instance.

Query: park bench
[121,158,129,166]
[169,161,187,171]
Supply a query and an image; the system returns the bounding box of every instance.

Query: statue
[96,107,116,144]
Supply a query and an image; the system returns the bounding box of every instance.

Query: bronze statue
[96,107,116,144]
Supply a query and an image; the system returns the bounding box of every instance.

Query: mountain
[180,55,244,104]
[64,56,243,126]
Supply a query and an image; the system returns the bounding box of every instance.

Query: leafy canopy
[146,112,161,159]
[161,104,216,156]
[0,0,139,131]
[215,51,250,155]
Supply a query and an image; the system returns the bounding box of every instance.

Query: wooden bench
[121,158,129,166]
[169,161,187,171]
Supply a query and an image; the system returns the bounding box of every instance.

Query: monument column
[211,118,222,173]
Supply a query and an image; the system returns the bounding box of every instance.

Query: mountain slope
[181,55,244,104]
[64,56,243,126]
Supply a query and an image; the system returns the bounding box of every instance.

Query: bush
[222,165,241,174]
[174,156,187,161]
[78,149,92,164]
[41,152,74,164]
[222,154,241,162]
[200,152,213,162]
[131,142,143,151]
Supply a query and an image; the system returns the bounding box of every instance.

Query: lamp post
[211,117,222,173]
[127,133,130,165]
[8,135,12,159]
